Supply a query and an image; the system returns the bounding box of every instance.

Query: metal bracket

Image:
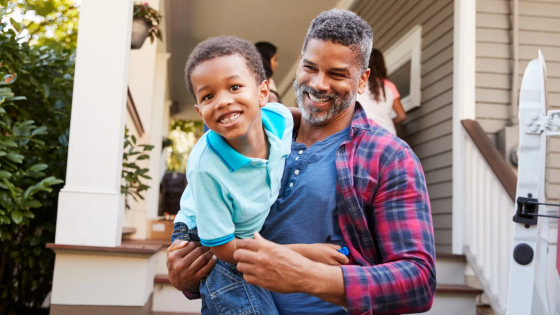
[525,110,560,136]
[513,196,539,225]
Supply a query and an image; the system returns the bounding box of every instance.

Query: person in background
[356,48,406,135]
[255,41,281,103]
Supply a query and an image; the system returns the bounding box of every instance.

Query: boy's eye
[201,94,213,102]
[230,85,240,91]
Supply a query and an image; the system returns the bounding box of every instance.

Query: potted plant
[131,2,163,49]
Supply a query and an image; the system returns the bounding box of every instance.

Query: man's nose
[308,72,330,92]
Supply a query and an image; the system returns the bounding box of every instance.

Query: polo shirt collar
[206,107,286,173]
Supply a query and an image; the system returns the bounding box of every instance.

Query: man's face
[293,39,369,125]
[191,55,268,140]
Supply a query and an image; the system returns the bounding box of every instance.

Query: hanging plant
[131,2,163,49]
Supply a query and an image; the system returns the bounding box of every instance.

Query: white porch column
[146,53,171,219]
[452,0,477,254]
[55,0,133,247]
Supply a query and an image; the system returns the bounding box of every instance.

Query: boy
[171,36,348,314]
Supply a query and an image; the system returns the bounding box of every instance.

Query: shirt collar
[350,101,373,131]
[206,131,251,172]
[206,105,286,173]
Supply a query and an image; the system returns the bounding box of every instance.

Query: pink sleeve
[384,79,400,99]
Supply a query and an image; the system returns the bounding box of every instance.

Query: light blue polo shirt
[174,103,293,247]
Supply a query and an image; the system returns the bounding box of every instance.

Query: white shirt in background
[356,79,400,135]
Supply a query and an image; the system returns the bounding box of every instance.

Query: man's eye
[304,65,316,71]
[202,94,213,102]
[230,85,240,91]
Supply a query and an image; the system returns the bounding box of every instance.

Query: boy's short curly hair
[185,36,266,100]
[302,9,373,73]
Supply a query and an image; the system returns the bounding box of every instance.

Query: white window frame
[383,25,422,112]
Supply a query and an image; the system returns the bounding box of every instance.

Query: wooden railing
[461,119,517,315]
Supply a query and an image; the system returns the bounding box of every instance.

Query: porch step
[153,274,202,314]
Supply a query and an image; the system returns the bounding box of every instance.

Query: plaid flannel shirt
[184,104,436,314]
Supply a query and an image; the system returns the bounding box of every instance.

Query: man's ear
[258,80,270,107]
[357,68,371,95]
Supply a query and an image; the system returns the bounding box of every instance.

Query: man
[167,9,436,315]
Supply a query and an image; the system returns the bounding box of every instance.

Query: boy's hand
[288,243,349,266]
[166,240,216,291]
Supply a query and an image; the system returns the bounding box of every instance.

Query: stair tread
[436,252,466,260]
[437,284,483,294]
[155,274,171,284]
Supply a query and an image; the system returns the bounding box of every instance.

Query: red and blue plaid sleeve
[341,145,436,315]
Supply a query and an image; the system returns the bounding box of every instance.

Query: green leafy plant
[121,128,154,210]
[0,84,63,313]
[0,11,75,313]
[133,2,163,44]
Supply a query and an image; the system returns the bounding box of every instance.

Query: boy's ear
[194,104,203,119]
[258,80,270,107]
[357,68,371,95]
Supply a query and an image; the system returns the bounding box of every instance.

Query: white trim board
[383,25,422,112]
[452,0,477,254]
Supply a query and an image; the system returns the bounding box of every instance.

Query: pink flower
[144,2,149,5]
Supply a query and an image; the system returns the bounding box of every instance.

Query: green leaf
[58,134,68,146]
[31,126,48,136]
[136,155,149,160]
[0,170,12,179]
[0,140,17,147]
[131,135,137,145]
[7,96,26,101]
[11,210,23,224]
[29,163,48,172]
[23,211,34,219]
[6,153,24,163]
[30,236,41,246]
[25,200,42,208]
[41,83,50,98]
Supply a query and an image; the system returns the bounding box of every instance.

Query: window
[383,25,422,112]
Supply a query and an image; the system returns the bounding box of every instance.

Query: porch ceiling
[165,0,343,121]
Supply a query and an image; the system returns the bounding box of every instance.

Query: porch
[48,0,560,314]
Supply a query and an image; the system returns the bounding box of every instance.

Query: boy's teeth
[308,93,330,103]
[219,112,240,124]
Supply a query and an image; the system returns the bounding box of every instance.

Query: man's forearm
[301,262,347,306]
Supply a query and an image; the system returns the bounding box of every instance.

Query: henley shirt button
[289,182,294,188]
[294,170,300,175]
[298,150,303,154]
[295,157,299,160]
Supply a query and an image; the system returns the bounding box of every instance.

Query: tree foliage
[3,0,79,51]
[0,17,74,314]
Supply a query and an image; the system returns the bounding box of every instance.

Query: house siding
[476,0,560,205]
[353,0,455,253]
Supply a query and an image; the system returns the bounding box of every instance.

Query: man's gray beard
[293,79,356,125]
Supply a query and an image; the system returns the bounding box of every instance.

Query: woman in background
[357,48,406,135]
[255,41,281,102]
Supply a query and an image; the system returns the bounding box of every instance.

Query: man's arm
[340,146,436,314]
[234,146,436,314]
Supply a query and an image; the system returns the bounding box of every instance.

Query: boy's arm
[288,107,301,131]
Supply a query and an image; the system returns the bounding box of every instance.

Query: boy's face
[192,55,269,141]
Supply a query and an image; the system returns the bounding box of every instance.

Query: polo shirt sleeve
[189,170,235,247]
[263,102,293,154]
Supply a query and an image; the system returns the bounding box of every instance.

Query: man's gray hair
[302,9,373,73]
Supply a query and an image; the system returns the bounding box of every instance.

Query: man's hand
[234,232,347,308]
[289,243,349,266]
[166,240,216,291]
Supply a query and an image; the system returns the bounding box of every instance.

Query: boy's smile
[191,54,269,148]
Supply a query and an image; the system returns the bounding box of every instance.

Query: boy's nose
[215,92,233,109]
